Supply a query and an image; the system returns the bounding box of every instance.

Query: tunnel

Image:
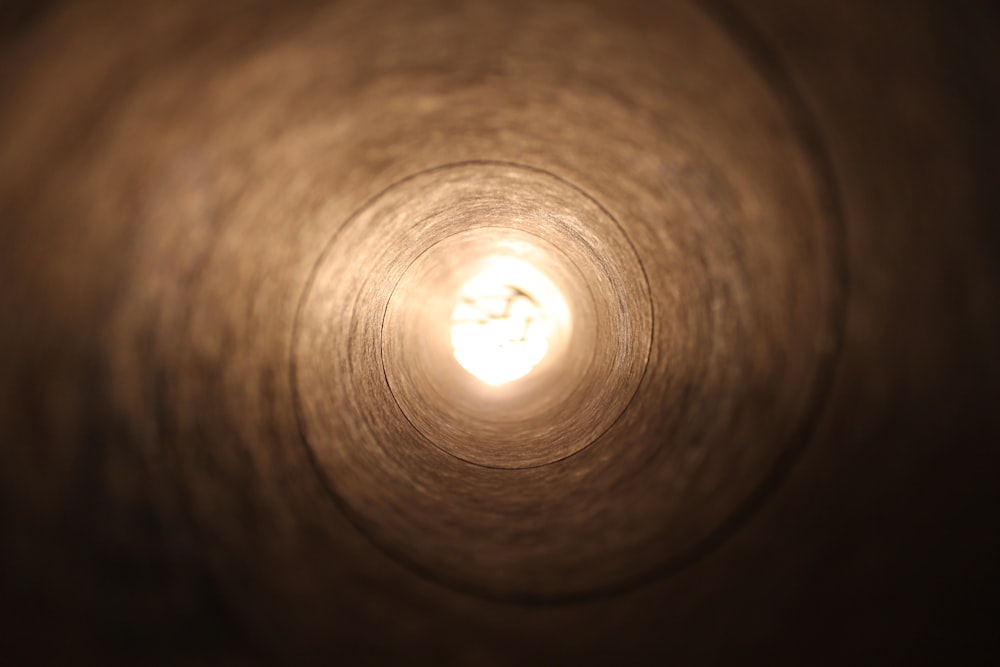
[1,0,998,663]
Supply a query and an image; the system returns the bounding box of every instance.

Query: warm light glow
[450,262,553,385]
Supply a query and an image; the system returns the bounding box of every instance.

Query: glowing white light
[450,265,552,385]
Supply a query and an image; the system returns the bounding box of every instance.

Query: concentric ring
[377,166,652,469]
[290,0,847,602]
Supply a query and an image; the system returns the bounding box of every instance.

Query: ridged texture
[1,0,997,663]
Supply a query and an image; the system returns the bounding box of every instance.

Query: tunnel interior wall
[0,0,998,664]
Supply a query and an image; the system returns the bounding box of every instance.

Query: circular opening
[449,257,569,386]
[379,224,610,468]
[295,162,661,595]
[298,163,653,472]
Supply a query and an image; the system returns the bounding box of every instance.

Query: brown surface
[1,0,998,664]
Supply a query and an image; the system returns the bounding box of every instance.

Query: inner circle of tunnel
[370,168,654,471]
[291,160,656,476]
[378,226,601,457]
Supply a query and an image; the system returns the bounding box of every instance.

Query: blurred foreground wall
[1,0,998,664]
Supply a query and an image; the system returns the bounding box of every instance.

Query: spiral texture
[1,0,997,663]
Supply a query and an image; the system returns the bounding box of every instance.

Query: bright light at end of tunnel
[450,263,552,385]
